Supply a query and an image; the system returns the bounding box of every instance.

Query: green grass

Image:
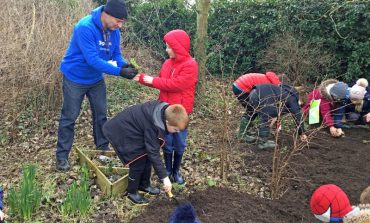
[105,76,157,114]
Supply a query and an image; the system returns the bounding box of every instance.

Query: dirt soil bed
[130,128,370,223]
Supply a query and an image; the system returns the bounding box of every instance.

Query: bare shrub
[0,0,94,126]
[258,32,337,86]
[238,85,324,199]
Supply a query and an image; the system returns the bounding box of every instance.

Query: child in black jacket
[103,101,189,205]
[243,84,307,149]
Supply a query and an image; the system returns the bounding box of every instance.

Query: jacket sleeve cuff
[139,74,153,87]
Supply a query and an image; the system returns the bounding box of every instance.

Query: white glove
[162,176,172,193]
[0,209,5,221]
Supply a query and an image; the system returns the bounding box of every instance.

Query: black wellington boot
[138,165,160,195]
[172,152,185,185]
[163,152,174,181]
[127,193,149,205]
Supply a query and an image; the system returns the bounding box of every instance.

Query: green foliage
[123,0,196,59]
[61,165,92,217]
[171,182,186,193]
[8,164,42,221]
[124,0,370,82]
[208,0,282,76]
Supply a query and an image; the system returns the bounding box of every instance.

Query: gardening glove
[143,75,154,85]
[162,176,172,193]
[0,210,4,221]
[120,65,138,80]
[122,63,136,69]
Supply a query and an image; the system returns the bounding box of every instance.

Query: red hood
[164,29,191,63]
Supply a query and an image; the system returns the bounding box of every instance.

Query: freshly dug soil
[130,128,370,223]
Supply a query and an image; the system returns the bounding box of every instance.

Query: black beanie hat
[104,0,128,20]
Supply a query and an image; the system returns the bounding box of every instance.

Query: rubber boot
[138,165,160,195]
[163,152,174,181]
[172,152,185,185]
[127,193,149,205]
[127,175,148,205]
[238,117,248,139]
[258,139,276,150]
[244,134,258,143]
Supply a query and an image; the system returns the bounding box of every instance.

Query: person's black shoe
[56,159,70,172]
[138,186,160,195]
[127,193,149,205]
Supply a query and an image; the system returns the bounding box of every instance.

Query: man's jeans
[56,77,109,160]
[164,129,188,155]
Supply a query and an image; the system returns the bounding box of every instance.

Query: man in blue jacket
[56,0,137,171]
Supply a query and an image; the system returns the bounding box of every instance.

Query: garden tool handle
[167,191,174,198]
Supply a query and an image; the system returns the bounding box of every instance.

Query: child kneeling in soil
[102,101,189,205]
[344,78,370,126]
[243,84,307,149]
[232,71,281,140]
[303,79,350,138]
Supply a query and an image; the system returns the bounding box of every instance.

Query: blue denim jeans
[56,77,109,160]
[163,129,188,155]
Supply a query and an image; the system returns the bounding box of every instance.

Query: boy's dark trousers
[127,156,152,194]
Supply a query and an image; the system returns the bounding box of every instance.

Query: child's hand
[162,176,172,193]
[0,209,4,221]
[133,74,140,82]
[329,126,340,137]
[300,134,308,141]
[336,128,344,137]
[143,75,154,85]
[365,113,370,123]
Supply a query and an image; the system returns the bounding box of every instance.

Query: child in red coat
[134,29,198,185]
[303,79,349,137]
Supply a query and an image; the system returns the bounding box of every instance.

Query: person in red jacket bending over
[134,29,198,185]
[232,72,281,141]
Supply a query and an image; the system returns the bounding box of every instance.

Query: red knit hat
[310,184,353,222]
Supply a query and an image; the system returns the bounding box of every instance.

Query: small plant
[207,178,216,187]
[129,58,141,70]
[171,183,186,194]
[8,164,42,221]
[61,165,92,217]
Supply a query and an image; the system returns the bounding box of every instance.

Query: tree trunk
[194,0,211,98]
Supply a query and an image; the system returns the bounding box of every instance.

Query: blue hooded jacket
[60,6,127,84]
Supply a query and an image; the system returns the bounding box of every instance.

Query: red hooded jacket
[139,29,198,113]
[233,72,280,93]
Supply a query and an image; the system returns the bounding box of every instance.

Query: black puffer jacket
[249,84,305,135]
[103,101,168,180]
